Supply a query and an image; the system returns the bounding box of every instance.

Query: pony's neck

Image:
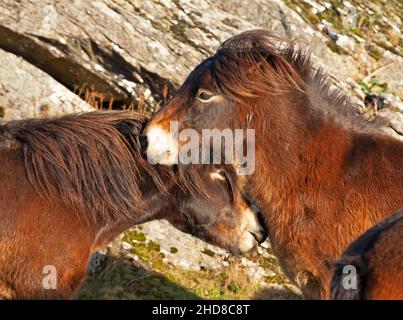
[248,92,353,216]
[92,176,172,247]
[135,165,174,222]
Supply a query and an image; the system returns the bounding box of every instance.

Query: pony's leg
[295,267,333,300]
[296,270,323,299]
[0,280,15,300]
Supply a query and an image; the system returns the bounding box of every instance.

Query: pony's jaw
[145,124,178,165]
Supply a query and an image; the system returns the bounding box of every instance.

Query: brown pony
[0,111,266,299]
[144,30,403,299]
[331,210,403,300]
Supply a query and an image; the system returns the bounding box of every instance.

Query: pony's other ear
[114,118,146,138]
[112,116,148,156]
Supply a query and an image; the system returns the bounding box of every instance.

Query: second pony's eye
[197,90,214,102]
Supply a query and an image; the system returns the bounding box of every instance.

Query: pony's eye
[197,90,214,101]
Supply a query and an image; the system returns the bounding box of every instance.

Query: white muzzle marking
[145,125,179,165]
[238,206,263,253]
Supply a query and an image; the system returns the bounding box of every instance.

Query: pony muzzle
[238,207,267,253]
[144,124,179,165]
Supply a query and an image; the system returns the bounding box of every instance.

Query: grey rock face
[0,48,92,120]
[1,0,401,134]
[0,0,401,134]
[0,0,255,113]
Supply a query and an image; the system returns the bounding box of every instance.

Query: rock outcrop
[0,48,92,120]
[1,1,401,122]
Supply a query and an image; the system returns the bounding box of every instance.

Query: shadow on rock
[251,285,302,300]
[78,254,201,300]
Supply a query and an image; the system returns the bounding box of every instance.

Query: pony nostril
[259,225,269,241]
[249,231,265,244]
[256,211,269,239]
[139,135,148,153]
[249,231,259,242]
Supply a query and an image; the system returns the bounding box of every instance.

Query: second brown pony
[0,111,265,299]
[144,30,403,299]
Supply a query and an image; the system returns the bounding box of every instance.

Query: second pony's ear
[114,118,146,138]
[111,114,148,156]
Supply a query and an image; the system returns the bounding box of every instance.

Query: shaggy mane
[0,111,168,222]
[209,29,383,130]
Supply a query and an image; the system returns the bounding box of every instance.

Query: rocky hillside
[0,0,401,299]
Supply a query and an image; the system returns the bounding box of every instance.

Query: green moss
[128,240,163,264]
[170,247,178,254]
[78,250,301,300]
[357,77,389,95]
[357,79,371,94]
[286,0,320,26]
[152,260,167,271]
[227,281,245,294]
[131,243,151,261]
[350,28,364,38]
[147,241,161,252]
[326,40,349,55]
[201,248,215,257]
[207,288,224,299]
[259,256,279,270]
[78,256,201,300]
[366,44,383,61]
[122,229,147,243]
[265,246,274,255]
[265,273,289,285]
[317,9,344,32]
[284,0,402,61]
[284,0,346,32]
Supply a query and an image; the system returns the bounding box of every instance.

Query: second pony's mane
[1,111,167,222]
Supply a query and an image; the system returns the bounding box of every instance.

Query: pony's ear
[112,117,148,156]
[114,118,146,138]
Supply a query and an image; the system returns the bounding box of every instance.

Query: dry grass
[73,84,144,112]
